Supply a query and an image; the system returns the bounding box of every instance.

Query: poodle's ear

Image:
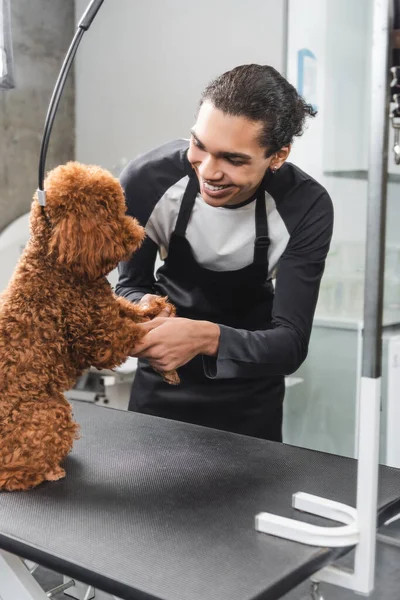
[48,211,144,280]
[29,197,49,238]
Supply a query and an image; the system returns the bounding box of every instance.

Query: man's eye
[192,137,202,148]
[227,158,245,166]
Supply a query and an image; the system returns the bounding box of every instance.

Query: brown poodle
[0,162,178,492]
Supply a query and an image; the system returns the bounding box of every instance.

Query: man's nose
[198,155,224,181]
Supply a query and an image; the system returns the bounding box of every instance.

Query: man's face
[187,101,281,207]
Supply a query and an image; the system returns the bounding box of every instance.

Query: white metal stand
[63,576,95,599]
[256,0,395,594]
[310,581,324,600]
[256,377,381,594]
[385,334,400,467]
[0,549,124,600]
[0,550,49,600]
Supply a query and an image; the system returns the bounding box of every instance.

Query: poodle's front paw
[138,294,176,320]
[154,368,180,385]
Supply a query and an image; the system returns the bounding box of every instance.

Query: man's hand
[132,317,220,372]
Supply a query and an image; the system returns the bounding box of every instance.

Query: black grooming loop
[37,0,104,210]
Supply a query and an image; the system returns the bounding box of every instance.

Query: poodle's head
[30,162,145,280]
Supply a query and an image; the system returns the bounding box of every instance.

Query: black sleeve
[116,237,158,303]
[114,162,158,303]
[115,140,189,303]
[203,192,334,379]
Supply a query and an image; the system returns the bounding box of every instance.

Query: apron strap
[174,174,200,237]
[175,172,269,267]
[254,184,270,266]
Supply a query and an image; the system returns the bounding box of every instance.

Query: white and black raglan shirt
[116,139,334,380]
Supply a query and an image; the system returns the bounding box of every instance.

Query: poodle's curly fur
[0,162,177,492]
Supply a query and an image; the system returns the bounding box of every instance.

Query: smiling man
[116,64,333,441]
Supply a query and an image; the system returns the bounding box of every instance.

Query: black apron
[129,173,285,441]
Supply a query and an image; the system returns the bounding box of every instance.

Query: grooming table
[1,402,400,600]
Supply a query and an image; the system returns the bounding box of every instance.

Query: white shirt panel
[145,179,290,277]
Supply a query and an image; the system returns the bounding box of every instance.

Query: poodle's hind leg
[0,467,48,492]
[0,398,79,491]
[0,462,67,491]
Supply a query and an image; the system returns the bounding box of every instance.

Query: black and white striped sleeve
[115,160,159,303]
[115,140,188,303]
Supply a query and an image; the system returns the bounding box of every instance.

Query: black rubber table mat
[1,401,400,600]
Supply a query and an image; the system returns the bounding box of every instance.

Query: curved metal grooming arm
[37,0,104,207]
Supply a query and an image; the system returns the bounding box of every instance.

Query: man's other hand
[132,317,220,372]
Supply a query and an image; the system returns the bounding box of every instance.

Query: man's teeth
[204,182,227,192]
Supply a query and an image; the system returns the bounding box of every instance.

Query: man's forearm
[203,324,307,380]
[196,321,220,357]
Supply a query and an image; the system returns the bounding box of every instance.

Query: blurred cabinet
[283,320,400,465]
[283,320,361,457]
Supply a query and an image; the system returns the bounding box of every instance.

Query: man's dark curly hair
[200,64,316,157]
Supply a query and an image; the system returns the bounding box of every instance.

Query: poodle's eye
[98,200,108,210]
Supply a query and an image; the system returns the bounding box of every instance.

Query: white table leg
[0,550,48,600]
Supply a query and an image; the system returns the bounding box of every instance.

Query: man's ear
[270,145,291,170]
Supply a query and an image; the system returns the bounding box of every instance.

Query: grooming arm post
[316,0,392,586]
[256,0,391,594]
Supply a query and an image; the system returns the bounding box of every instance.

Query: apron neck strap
[174,173,270,267]
[174,174,199,237]
[254,184,270,266]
